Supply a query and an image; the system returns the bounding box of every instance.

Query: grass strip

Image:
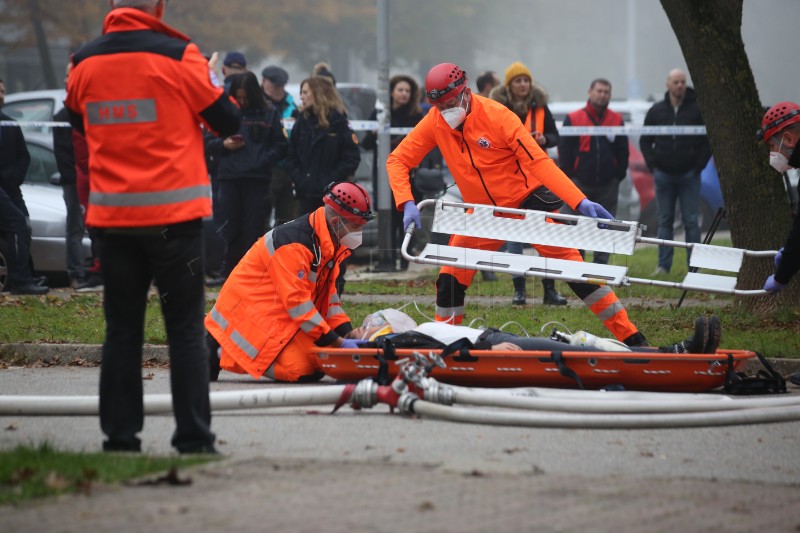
[0,442,215,505]
[0,295,798,358]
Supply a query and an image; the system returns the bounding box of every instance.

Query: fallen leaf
[43,471,70,490]
[129,466,192,487]
[5,424,18,431]
[9,468,35,484]
[418,501,435,512]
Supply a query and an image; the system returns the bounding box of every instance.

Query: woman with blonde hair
[490,61,567,307]
[288,76,360,215]
[362,74,434,270]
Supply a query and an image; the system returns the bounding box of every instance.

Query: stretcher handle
[625,276,769,296]
[637,236,779,259]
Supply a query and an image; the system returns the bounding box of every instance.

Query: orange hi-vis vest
[66,8,226,227]
[524,106,545,135]
[205,207,353,379]
[387,94,586,210]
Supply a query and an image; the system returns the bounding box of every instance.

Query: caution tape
[2,120,707,136]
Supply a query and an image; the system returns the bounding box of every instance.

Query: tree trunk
[660,0,798,311]
[28,0,57,89]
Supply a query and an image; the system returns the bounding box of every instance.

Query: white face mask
[769,135,794,173]
[441,106,467,129]
[339,229,362,249]
[440,91,468,129]
[770,151,792,173]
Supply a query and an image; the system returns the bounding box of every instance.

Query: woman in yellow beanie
[490,61,567,307]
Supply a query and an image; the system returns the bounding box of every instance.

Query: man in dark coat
[0,78,48,294]
[640,68,711,275]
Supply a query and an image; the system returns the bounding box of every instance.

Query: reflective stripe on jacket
[386,94,586,210]
[66,8,231,227]
[205,207,352,378]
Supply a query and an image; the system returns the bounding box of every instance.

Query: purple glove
[577,199,614,220]
[341,338,369,349]
[774,247,784,271]
[763,275,786,293]
[402,201,421,231]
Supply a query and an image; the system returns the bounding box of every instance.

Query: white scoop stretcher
[400,199,777,297]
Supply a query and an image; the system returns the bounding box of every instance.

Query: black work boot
[623,331,649,348]
[542,279,567,306]
[705,315,722,354]
[511,276,526,305]
[659,316,709,354]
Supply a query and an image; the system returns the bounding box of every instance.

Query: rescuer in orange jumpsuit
[386,63,648,347]
[205,182,374,382]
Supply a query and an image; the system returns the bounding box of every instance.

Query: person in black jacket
[640,68,711,275]
[0,78,47,295]
[559,78,629,265]
[288,76,360,216]
[362,74,428,270]
[53,105,87,289]
[206,72,288,282]
[757,101,800,294]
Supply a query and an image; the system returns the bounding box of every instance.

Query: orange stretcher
[313,347,756,393]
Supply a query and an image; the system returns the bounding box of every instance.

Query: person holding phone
[206,72,288,283]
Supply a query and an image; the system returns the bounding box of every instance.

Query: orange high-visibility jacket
[525,106,545,136]
[205,207,353,379]
[65,8,236,228]
[387,94,586,209]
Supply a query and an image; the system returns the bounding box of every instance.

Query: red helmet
[425,63,468,103]
[323,182,374,225]
[757,101,800,142]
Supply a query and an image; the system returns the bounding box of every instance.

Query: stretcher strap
[550,351,585,390]
[723,352,786,395]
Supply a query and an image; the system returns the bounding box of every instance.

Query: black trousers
[96,219,214,452]
[216,178,271,277]
[0,185,34,286]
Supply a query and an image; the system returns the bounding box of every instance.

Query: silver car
[0,131,92,291]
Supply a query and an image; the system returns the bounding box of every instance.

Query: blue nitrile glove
[402,201,421,231]
[774,247,784,271]
[341,338,370,349]
[577,199,614,220]
[763,275,786,293]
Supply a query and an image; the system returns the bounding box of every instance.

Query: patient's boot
[659,316,709,354]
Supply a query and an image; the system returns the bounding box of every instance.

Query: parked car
[2,89,66,135]
[0,132,92,291]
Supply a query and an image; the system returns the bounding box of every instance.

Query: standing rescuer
[757,101,800,293]
[65,0,240,453]
[387,63,648,347]
[205,182,374,382]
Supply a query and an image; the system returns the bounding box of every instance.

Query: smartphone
[230,134,244,142]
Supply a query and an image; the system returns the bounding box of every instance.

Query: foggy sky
[285,0,797,107]
[469,0,796,105]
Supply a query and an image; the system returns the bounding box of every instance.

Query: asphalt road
[1,366,799,532]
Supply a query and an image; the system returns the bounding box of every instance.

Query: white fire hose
[1,378,798,429]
